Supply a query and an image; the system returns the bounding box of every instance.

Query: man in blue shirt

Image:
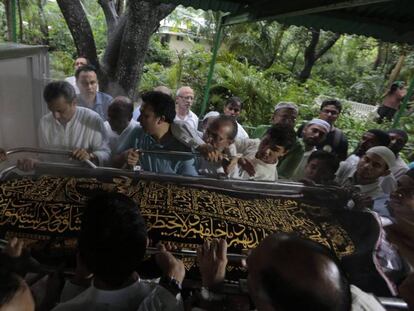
[76,65,113,120]
[114,91,198,176]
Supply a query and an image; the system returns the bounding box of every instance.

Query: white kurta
[104,119,140,154]
[64,76,80,94]
[235,122,249,140]
[39,106,111,165]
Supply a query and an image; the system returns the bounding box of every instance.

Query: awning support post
[200,14,224,117]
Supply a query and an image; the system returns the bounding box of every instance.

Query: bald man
[197,234,385,311]
[174,86,199,130]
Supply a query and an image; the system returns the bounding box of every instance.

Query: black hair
[0,270,23,307]
[226,96,243,109]
[78,192,148,287]
[387,81,405,96]
[321,99,342,113]
[75,64,97,80]
[367,129,390,146]
[141,91,176,123]
[260,233,351,311]
[265,124,297,151]
[43,81,76,104]
[209,114,238,140]
[108,96,134,120]
[307,151,340,174]
[388,129,409,144]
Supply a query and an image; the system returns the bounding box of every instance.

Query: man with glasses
[174,86,199,130]
[318,99,348,161]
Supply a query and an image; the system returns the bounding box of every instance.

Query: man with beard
[336,146,396,218]
[290,119,331,181]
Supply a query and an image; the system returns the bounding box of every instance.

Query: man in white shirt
[17,81,110,170]
[50,192,184,311]
[104,96,140,156]
[223,96,249,140]
[174,86,199,130]
[64,56,88,94]
[228,124,296,181]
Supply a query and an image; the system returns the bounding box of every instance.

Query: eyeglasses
[178,95,194,101]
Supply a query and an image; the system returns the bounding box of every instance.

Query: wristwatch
[159,276,182,296]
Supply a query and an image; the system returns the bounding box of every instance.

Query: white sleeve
[137,285,184,311]
[90,118,111,166]
[234,139,259,158]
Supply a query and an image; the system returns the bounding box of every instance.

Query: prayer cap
[366,146,396,169]
[274,102,298,113]
[306,118,331,133]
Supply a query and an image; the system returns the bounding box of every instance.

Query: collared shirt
[236,122,249,140]
[174,110,199,130]
[77,91,113,121]
[53,278,183,311]
[104,119,140,154]
[121,127,198,176]
[39,106,110,165]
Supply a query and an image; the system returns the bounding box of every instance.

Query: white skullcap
[366,146,396,169]
[202,111,220,121]
[306,119,331,133]
[274,102,298,113]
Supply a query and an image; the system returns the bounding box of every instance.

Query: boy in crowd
[227,124,296,181]
[223,97,249,140]
[302,150,340,185]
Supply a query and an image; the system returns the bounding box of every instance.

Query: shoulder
[77,107,105,127]
[40,112,54,124]
[97,91,113,103]
[189,110,199,120]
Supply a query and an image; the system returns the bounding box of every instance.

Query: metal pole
[200,14,224,117]
[11,0,17,42]
[392,76,414,128]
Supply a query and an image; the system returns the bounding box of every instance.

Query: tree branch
[314,32,340,61]
[56,0,99,69]
[97,0,119,38]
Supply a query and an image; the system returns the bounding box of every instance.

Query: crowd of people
[0,56,414,310]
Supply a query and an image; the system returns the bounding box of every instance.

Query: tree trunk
[16,0,23,42]
[373,41,384,71]
[98,0,119,38]
[37,0,50,45]
[111,1,175,99]
[386,52,406,89]
[115,0,125,16]
[298,29,339,83]
[264,24,288,69]
[56,0,99,69]
[4,0,14,41]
